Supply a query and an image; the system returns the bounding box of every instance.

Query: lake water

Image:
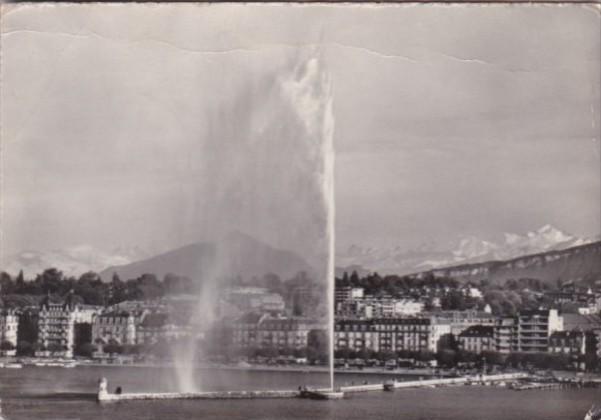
[0,366,598,420]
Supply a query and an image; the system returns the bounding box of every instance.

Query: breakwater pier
[339,372,529,393]
[97,373,529,402]
[97,379,299,402]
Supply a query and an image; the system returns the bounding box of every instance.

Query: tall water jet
[282,53,335,391]
[170,48,335,393]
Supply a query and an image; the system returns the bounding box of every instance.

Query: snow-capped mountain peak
[337,225,596,276]
[452,236,498,259]
[2,245,149,279]
[500,224,583,257]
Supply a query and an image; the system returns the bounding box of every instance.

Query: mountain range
[3,225,598,286]
[412,240,601,286]
[98,231,315,282]
[2,244,148,279]
[336,225,598,276]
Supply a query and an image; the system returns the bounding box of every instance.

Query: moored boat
[299,389,344,400]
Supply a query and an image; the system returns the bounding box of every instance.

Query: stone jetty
[338,373,530,393]
[97,373,529,403]
[97,378,300,402]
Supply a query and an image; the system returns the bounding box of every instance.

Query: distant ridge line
[403,240,601,283]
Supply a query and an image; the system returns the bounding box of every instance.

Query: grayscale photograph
[0,3,599,420]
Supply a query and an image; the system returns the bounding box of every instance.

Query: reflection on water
[0,367,596,420]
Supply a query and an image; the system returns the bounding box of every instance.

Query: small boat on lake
[299,389,344,400]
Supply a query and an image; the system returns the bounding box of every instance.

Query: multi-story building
[334,317,451,353]
[36,292,102,358]
[335,287,364,304]
[231,313,265,349]
[515,309,563,353]
[92,310,139,349]
[92,309,194,351]
[494,317,516,354]
[374,317,451,353]
[362,295,396,318]
[231,313,324,350]
[136,312,169,345]
[549,330,586,356]
[334,319,377,352]
[0,307,19,350]
[458,325,495,354]
[257,316,324,350]
[548,329,595,370]
[137,312,193,344]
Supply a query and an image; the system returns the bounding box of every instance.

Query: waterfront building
[334,317,451,353]
[137,312,169,344]
[549,330,586,356]
[231,313,324,350]
[373,317,451,353]
[458,325,495,354]
[137,312,194,344]
[231,312,265,348]
[548,329,596,370]
[92,310,138,349]
[334,319,377,352]
[0,307,19,353]
[514,309,563,353]
[36,292,102,358]
[257,316,324,350]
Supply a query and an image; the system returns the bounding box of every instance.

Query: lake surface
[0,366,598,420]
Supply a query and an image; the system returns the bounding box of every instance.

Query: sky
[1,4,600,265]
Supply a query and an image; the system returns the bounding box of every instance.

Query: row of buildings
[0,292,197,358]
[0,286,323,359]
[332,308,601,364]
[2,284,601,364]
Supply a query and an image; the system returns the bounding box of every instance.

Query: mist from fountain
[170,48,335,393]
